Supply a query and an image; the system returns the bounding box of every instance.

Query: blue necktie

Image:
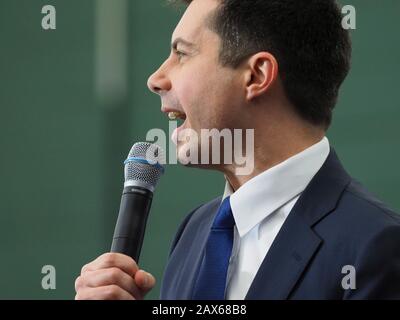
[192,196,235,300]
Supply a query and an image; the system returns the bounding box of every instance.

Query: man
[75,0,400,300]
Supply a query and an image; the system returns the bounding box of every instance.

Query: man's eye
[175,50,186,60]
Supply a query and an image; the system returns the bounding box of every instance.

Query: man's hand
[75,253,156,300]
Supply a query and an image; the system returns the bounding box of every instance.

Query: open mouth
[168,111,186,121]
[168,111,187,128]
[167,111,187,144]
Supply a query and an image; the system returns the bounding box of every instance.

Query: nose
[147,61,172,95]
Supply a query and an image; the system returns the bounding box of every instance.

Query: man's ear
[244,52,278,101]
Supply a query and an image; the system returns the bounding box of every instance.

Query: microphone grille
[124,142,166,191]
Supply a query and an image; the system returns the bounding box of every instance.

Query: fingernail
[145,272,152,286]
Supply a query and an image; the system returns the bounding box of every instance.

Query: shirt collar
[223,137,330,237]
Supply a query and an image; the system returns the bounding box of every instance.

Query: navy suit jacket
[160,148,400,299]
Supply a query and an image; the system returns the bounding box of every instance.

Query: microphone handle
[111,186,153,262]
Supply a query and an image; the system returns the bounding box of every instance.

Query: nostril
[153,86,162,93]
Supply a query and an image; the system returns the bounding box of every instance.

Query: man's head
[147,0,351,170]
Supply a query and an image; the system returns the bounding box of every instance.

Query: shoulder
[315,176,400,266]
[337,180,400,299]
[337,178,400,229]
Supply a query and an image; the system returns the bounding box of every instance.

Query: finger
[81,253,138,277]
[134,269,156,295]
[75,285,135,300]
[76,268,143,299]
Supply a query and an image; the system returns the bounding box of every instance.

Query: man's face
[147,0,245,166]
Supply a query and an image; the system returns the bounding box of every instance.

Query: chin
[176,141,204,166]
[176,140,222,172]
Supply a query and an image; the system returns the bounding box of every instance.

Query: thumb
[135,269,156,294]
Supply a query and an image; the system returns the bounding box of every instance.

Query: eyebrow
[171,37,195,50]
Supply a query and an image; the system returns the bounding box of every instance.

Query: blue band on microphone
[124,157,165,173]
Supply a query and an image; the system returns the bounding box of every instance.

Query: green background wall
[0,0,398,299]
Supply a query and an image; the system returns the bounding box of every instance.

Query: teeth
[168,111,184,120]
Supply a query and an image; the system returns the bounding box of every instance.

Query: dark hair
[171,0,352,129]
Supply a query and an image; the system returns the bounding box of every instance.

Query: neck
[222,124,325,192]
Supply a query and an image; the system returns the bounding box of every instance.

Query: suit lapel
[245,148,351,299]
[245,207,322,299]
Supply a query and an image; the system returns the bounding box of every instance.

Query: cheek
[176,79,196,109]
[175,66,240,129]
[204,78,240,128]
[176,73,211,125]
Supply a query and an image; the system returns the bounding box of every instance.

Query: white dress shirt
[223,137,330,300]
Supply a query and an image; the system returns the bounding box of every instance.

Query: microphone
[111,142,165,262]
